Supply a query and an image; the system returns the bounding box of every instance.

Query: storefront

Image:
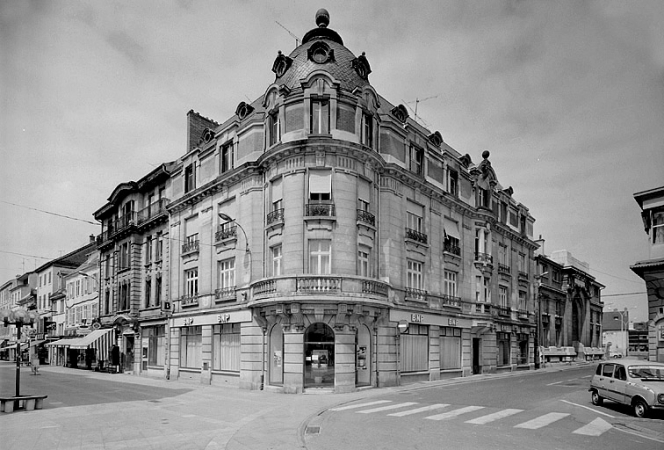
[390,310,472,384]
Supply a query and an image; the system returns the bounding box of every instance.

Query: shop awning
[68,329,115,362]
[46,338,80,348]
[29,339,46,348]
[444,217,460,239]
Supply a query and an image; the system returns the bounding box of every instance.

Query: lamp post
[0,307,39,398]
[218,212,250,253]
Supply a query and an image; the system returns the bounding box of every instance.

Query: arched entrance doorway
[269,324,283,385]
[304,323,334,387]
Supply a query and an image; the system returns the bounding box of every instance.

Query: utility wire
[602,292,646,297]
[0,200,98,225]
[0,250,55,260]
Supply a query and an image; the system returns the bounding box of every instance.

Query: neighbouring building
[93,162,174,374]
[629,321,649,359]
[631,185,664,362]
[0,278,19,359]
[602,309,629,358]
[155,9,539,393]
[536,244,604,362]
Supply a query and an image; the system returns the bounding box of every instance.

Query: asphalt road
[0,363,191,408]
[304,366,664,450]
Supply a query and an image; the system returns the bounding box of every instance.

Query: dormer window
[308,41,334,64]
[184,164,196,193]
[271,51,293,77]
[235,102,254,120]
[351,52,372,80]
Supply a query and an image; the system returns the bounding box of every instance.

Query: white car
[589,359,664,418]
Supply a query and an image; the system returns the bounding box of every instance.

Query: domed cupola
[271,9,372,92]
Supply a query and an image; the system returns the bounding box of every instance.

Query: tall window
[268,111,280,146]
[499,243,508,266]
[220,142,234,173]
[218,258,235,290]
[212,323,241,371]
[518,253,526,273]
[440,327,461,370]
[180,326,202,369]
[310,98,330,134]
[499,286,508,307]
[184,164,196,193]
[407,260,423,290]
[518,291,527,311]
[406,200,424,239]
[156,232,163,261]
[309,170,331,202]
[484,277,491,303]
[185,268,198,297]
[361,111,373,148]
[448,170,458,196]
[309,240,331,274]
[410,145,423,175]
[444,270,457,297]
[401,324,428,372]
[120,242,130,270]
[145,235,152,264]
[477,188,490,208]
[653,211,664,244]
[358,246,370,277]
[120,281,130,310]
[272,245,282,276]
[144,277,152,308]
[155,275,162,307]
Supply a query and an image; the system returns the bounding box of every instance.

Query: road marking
[560,399,614,418]
[425,405,485,421]
[330,400,392,411]
[573,417,613,436]
[546,380,564,386]
[465,408,523,424]
[514,412,569,429]
[388,404,449,417]
[357,402,418,414]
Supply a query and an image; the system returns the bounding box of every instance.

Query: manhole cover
[305,426,320,435]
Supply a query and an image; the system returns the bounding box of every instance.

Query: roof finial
[316,8,330,28]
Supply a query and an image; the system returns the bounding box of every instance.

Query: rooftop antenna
[275,21,300,48]
[401,99,433,129]
[405,94,439,124]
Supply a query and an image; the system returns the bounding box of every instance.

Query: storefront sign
[411,314,424,323]
[173,309,252,327]
[390,310,470,328]
[448,318,457,326]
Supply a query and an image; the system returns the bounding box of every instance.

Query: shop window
[212,323,240,372]
[518,333,529,365]
[144,326,165,368]
[401,324,429,372]
[179,326,202,369]
[439,327,461,370]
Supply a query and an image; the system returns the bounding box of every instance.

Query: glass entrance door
[304,323,334,387]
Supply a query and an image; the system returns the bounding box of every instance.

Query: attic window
[202,128,215,144]
[235,102,255,120]
[351,52,372,80]
[272,51,293,77]
[308,41,334,64]
[428,131,443,147]
[391,105,409,124]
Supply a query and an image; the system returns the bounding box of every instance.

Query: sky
[1,0,662,322]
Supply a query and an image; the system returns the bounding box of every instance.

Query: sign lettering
[411,314,424,323]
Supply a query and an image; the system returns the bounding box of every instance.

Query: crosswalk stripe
[425,405,485,421]
[514,412,569,429]
[388,404,450,417]
[465,408,523,424]
[329,400,392,411]
[357,402,419,414]
[573,418,613,436]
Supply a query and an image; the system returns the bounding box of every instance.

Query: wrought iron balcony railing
[266,208,284,226]
[215,224,237,242]
[356,209,375,227]
[305,203,335,217]
[475,252,493,264]
[182,239,199,255]
[443,241,460,256]
[137,198,169,225]
[405,228,428,245]
[498,264,511,275]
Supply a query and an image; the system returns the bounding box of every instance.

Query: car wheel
[591,390,603,406]
[633,400,648,418]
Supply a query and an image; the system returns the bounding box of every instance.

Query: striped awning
[68,329,115,362]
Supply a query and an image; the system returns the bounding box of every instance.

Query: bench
[0,395,48,413]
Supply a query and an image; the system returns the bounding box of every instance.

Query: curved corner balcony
[250,275,389,303]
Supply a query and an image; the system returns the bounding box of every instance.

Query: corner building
[166,10,539,393]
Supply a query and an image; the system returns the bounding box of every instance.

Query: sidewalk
[0,361,592,450]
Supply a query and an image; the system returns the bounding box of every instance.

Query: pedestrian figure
[31,350,40,375]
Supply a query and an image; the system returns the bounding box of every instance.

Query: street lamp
[0,307,39,399]
[218,212,250,253]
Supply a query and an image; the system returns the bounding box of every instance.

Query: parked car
[589,359,664,418]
